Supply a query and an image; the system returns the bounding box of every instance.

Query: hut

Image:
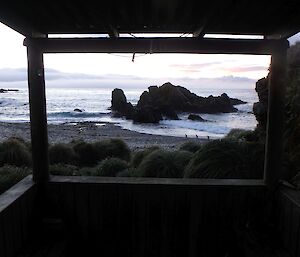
[0,1,300,256]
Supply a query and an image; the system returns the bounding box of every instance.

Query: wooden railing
[48,176,266,257]
[0,176,36,257]
[276,185,300,257]
[3,175,299,257]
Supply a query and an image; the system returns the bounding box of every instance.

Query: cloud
[169,62,223,73]
[0,68,27,82]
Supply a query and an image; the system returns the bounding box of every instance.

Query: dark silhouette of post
[26,41,49,183]
[264,40,289,188]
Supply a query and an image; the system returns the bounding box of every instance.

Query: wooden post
[27,42,49,183]
[264,40,289,187]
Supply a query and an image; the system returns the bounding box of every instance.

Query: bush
[138,150,192,178]
[0,165,31,194]
[49,143,76,165]
[93,138,131,162]
[184,140,247,179]
[49,164,78,176]
[131,146,160,168]
[73,141,99,166]
[179,141,202,153]
[96,158,129,177]
[0,138,32,167]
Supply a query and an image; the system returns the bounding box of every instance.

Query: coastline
[0,122,208,150]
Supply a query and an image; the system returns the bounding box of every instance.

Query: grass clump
[0,165,31,194]
[179,141,202,153]
[0,138,32,167]
[93,138,131,162]
[138,150,192,178]
[49,143,76,165]
[184,140,246,179]
[131,146,160,168]
[96,158,129,177]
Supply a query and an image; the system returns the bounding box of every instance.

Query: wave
[0,98,23,107]
[160,119,231,135]
[47,111,110,118]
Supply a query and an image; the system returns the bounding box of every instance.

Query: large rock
[111,88,134,118]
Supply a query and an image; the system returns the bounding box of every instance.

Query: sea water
[0,86,258,138]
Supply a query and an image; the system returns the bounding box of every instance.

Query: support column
[27,43,49,183]
[264,40,289,188]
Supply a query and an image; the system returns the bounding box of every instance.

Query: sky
[0,22,300,90]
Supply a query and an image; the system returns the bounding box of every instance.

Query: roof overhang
[1,1,300,39]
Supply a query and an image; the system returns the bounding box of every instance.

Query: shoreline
[0,121,208,150]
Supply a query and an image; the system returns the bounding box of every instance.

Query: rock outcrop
[111,82,246,123]
[253,77,269,131]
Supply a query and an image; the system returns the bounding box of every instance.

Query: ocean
[0,86,258,139]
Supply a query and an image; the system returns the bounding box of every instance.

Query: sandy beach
[0,122,207,150]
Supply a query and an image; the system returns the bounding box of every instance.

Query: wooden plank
[1,208,14,257]
[0,212,7,257]
[27,44,49,183]
[23,37,289,55]
[10,201,22,255]
[290,207,300,257]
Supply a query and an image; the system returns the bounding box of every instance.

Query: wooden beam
[27,43,49,183]
[24,37,288,55]
[264,40,289,188]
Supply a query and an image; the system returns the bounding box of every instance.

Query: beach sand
[0,122,207,150]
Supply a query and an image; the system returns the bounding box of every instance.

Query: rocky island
[111,82,246,123]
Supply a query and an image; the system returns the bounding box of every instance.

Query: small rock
[188,114,206,122]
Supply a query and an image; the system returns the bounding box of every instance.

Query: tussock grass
[93,138,131,162]
[184,139,264,179]
[131,146,160,168]
[96,158,129,177]
[50,164,78,176]
[225,129,258,142]
[179,141,202,153]
[0,138,32,167]
[184,140,246,179]
[49,143,76,165]
[116,167,139,177]
[138,150,192,178]
[73,141,98,167]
